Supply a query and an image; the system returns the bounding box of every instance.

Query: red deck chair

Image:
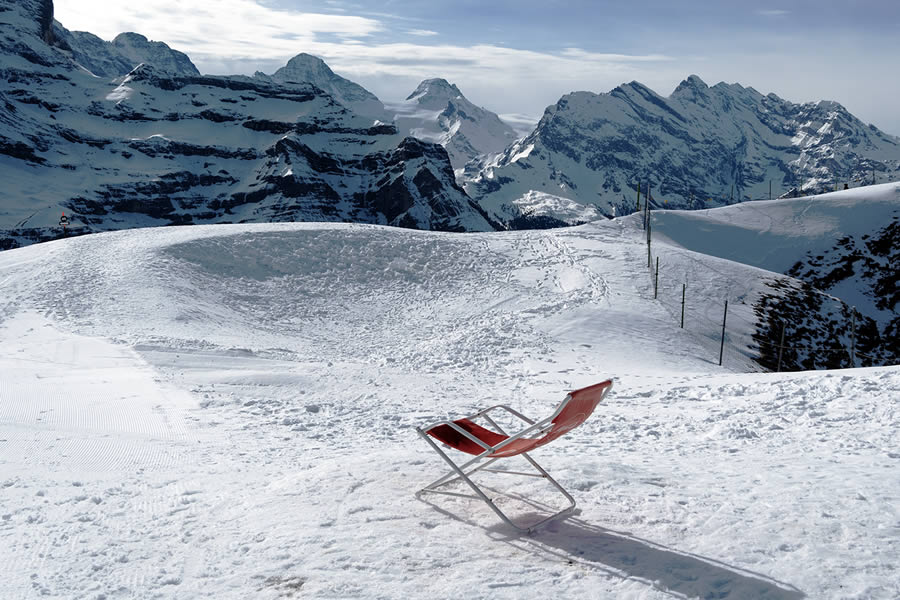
[416,380,613,533]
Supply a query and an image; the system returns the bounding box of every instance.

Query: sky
[54,0,900,135]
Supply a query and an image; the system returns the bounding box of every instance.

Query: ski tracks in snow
[0,312,221,599]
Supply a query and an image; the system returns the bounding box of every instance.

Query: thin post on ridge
[654,257,659,299]
[777,320,786,372]
[719,300,728,366]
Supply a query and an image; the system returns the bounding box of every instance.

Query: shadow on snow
[419,490,805,599]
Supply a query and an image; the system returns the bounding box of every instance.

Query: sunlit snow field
[0,205,897,598]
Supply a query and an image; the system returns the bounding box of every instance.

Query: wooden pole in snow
[644,184,651,230]
[719,300,728,366]
[654,257,659,299]
[681,283,686,328]
[777,321,786,372]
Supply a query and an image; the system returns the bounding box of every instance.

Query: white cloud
[560,48,673,62]
[54,0,382,55]
[498,113,542,137]
[406,29,439,37]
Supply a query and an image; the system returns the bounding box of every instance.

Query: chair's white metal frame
[415,401,578,534]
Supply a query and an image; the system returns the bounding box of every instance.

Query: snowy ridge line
[624,180,892,209]
[643,226,892,370]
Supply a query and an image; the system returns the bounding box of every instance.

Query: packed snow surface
[0,218,897,599]
[650,182,900,274]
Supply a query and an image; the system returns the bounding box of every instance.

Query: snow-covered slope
[388,78,519,173]
[466,75,900,228]
[256,53,389,122]
[1,218,897,599]
[647,182,899,369]
[0,1,494,249]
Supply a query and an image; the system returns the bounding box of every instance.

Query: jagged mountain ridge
[465,75,900,228]
[388,78,519,174]
[53,29,201,78]
[0,0,495,249]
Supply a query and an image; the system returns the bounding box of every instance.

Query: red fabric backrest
[538,379,612,447]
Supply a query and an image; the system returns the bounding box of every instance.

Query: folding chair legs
[416,430,576,534]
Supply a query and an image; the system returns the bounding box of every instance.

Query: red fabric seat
[427,419,541,458]
[426,380,612,458]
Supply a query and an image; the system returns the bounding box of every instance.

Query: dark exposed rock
[128,68,320,102]
[37,0,55,45]
[0,225,90,250]
[0,136,45,163]
[752,278,895,371]
[754,213,899,371]
[294,122,397,136]
[786,216,899,314]
[56,127,110,148]
[198,110,238,123]
[109,196,177,218]
[266,137,343,174]
[507,214,575,230]
[243,119,294,134]
[128,139,258,160]
[365,175,415,223]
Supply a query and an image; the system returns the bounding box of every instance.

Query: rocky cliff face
[466,75,900,228]
[0,2,494,249]
[388,78,519,174]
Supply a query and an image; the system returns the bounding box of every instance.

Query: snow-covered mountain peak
[613,80,664,99]
[671,74,710,101]
[676,74,709,90]
[262,52,388,121]
[108,32,199,76]
[272,53,337,84]
[551,90,598,111]
[406,78,462,102]
[389,78,519,173]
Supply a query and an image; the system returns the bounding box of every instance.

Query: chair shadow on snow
[419,488,805,600]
